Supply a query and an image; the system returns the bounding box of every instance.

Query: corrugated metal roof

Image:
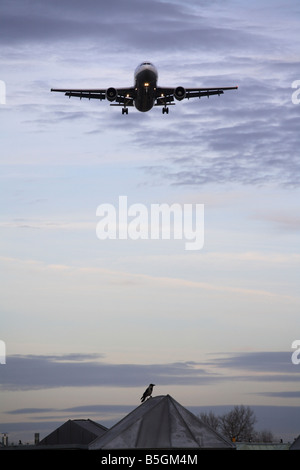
[89,395,235,449]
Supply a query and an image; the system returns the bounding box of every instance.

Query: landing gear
[122,107,128,115]
[162,106,169,114]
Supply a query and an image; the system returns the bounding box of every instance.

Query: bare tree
[198,406,275,442]
[218,405,256,441]
[199,411,220,432]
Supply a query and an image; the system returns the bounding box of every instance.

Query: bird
[140,384,155,402]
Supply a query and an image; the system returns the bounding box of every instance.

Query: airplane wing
[50,87,135,107]
[155,86,238,106]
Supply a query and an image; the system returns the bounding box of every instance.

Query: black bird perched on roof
[141,384,155,402]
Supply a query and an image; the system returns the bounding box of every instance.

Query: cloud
[139,87,300,187]
[258,391,300,398]
[253,213,300,232]
[1,351,299,392]
[2,0,298,188]
[0,354,218,391]
[0,218,94,231]
[0,0,261,53]
[208,351,296,375]
[0,255,289,301]
[0,0,193,50]
[6,407,56,415]
[5,403,134,417]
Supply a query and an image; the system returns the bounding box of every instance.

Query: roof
[39,419,108,446]
[290,435,300,450]
[89,395,234,449]
[236,442,290,450]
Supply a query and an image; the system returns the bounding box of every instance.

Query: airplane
[51,62,238,115]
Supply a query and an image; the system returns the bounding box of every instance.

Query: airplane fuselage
[134,62,158,112]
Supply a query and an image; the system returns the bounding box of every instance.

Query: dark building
[38,419,107,447]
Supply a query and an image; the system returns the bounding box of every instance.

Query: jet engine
[106,87,118,102]
[174,86,186,101]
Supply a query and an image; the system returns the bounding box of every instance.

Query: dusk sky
[1,0,300,443]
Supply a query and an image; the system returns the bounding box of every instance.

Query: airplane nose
[143,69,156,83]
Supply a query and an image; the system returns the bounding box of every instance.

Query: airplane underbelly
[135,69,157,112]
[135,89,154,112]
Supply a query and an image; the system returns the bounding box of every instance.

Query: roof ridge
[169,396,234,447]
[89,396,169,448]
[167,398,200,446]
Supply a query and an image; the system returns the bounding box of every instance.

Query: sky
[0,0,300,444]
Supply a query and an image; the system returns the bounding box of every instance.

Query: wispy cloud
[1,354,217,391]
[258,391,300,398]
[1,351,298,392]
[208,351,296,375]
[0,255,290,299]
